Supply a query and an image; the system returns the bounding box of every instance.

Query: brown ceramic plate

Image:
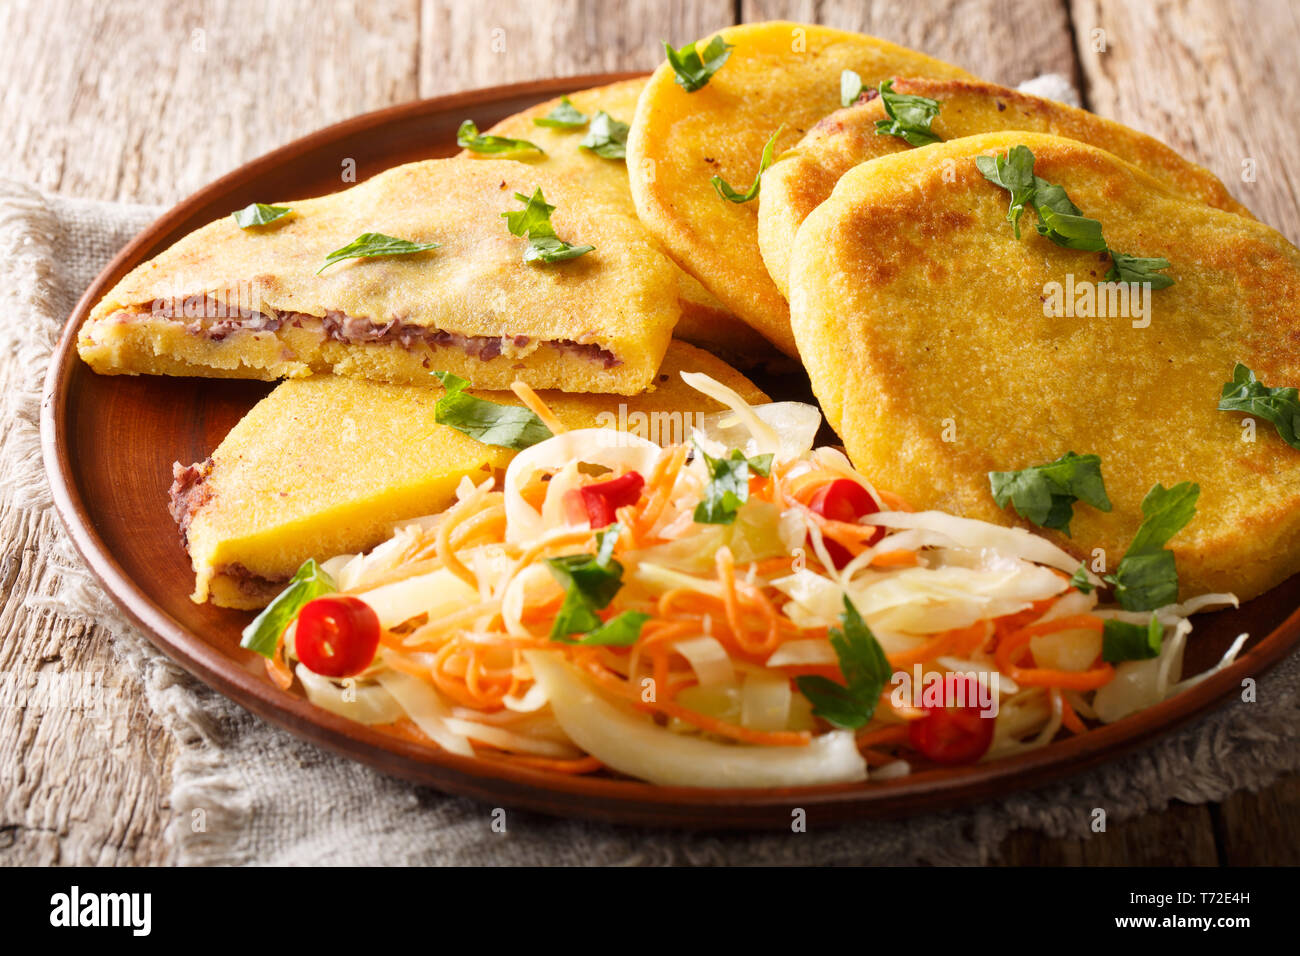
[41,73,1300,829]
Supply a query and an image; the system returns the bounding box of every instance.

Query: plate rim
[39,72,1300,829]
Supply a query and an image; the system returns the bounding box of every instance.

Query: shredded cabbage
[524,650,867,787]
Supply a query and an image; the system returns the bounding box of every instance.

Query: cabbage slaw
[266,374,1246,788]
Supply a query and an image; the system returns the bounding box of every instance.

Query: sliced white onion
[771,569,845,628]
[374,669,474,757]
[766,639,837,668]
[295,665,404,725]
[741,670,792,732]
[845,562,1068,634]
[524,650,867,787]
[630,562,724,598]
[681,372,782,457]
[1030,627,1104,673]
[441,717,581,758]
[673,636,734,686]
[502,679,550,713]
[1167,632,1250,696]
[501,563,563,639]
[935,656,1019,696]
[693,400,822,463]
[355,568,481,630]
[502,428,661,544]
[861,511,1093,580]
[319,553,357,587]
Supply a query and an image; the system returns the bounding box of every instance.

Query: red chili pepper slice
[578,471,645,528]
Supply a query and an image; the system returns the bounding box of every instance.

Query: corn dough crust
[790,131,1300,601]
[627,21,973,356]
[182,341,768,608]
[466,77,774,368]
[79,158,681,395]
[760,76,1252,299]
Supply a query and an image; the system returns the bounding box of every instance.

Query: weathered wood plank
[742,0,1080,87]
[998,801,1220,865]
[1072,0,1300,242]
[0,0,422,203]
[1214,772,1300,866]
[1,0,1296,866]
[418,0,734,94]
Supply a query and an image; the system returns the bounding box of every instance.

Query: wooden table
[1,0,1297,865]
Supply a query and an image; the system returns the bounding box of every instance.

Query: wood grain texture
[998,802,1221,865]
[2,0,1298,864]
[419,0,734,93]
[0,0,421,203]
[743,0,1080,87]
[1072,0,1300,242]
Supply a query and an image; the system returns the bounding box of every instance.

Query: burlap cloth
[4,153,1298,865]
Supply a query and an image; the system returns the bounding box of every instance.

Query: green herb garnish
[711,125,783,204]
[874,79,941,147]
[1103,482,1199,611]
[693,445,773,525]
[501,188,594,263]
[534,96,588,129]
[1218,363,1300,450]
[840,69,865,107]
[241,559,336,658]
[457,119,544,155]
[1106,251,1175,289]
[544,541,647,645]
[579,111,629,159]
[795,596,891,730]
[663,35,733,92]
[976,146,1172,281]
[1070,564,1096,595]
[975,145,1038,238]
[1102,614,1164,663]
[232,203,292,229]
[989,451,1112,535]
[1030,181,1107,251]
[431,371,552,449]
[317,232,440,274]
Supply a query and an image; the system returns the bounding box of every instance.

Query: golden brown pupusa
[627,21,973,357]
[463,77,772,367]
[181,341,769,609]
[790,130,1300,600]
[759,76,1251,299]
[79,158,681,396]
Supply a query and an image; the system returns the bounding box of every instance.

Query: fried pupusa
[465,78,774,367]
[79,158,680,396]
[789,130,1300,600]
[759,76,1251,298]
[171,341,768,609]
[627,21,973,356]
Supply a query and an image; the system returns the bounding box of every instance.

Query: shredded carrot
[509,381,566,435]
[871,549,919,568]
[449,505,507,549]
[1058,690,1087,734]
[578,654,810,746]
[634,444,688,537]
[875,488,913,511]
[995,614,1115,690]
[888,620,990,669]
[265,637,294,690]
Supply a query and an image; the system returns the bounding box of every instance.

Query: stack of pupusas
[81,21,1300,608]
